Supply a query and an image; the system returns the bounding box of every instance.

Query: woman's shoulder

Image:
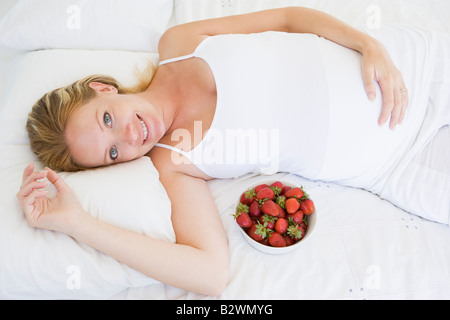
[147,147,213,181]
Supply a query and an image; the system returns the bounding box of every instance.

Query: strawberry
[270,181,284,189]
[256,187,275,201]
[269,181,283,197]
[281,186,291,195]
[248,222,270,242]
[285,198,300,214]
[248,200,261,218]
[287,224,304,241]
[240,189,256,206]
[298,221,307,230]
[276,203,286,218]
[260,200,279,217]
[233,203,252,228]
[300,199,315,215]
[254,184,269,193]
[235,203,249,214]
[235,212,252,228]
[275,195,286,210]
[285,187,304,199]
[287,211,304,225]
[274,218,288,234]
[283,234,295,246]
[259,214,276,230]
[268,232,286,247]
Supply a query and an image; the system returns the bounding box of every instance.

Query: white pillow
[0,0,173,52]
[0,158,175,299]
[0,49,176,299]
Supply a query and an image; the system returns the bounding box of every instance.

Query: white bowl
[235,180,317,255]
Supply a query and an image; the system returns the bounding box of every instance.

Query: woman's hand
[17,162,86,235]
[361,40,409,130]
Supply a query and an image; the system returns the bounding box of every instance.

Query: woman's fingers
[361,41,410,130]
[377,75,395,127]
[362,66,377,102]
[399,88,410,124]
[376,74,409,130]
[22,188,48,222]
[19,180,48,198]
[45,167,67,193]
[21,169,47,189]
[18,164,48,200]
[389,87,403,129]
[23,188,47,206]
[18,163,50,221]
[383,85,409,130]
[21,162,35,185]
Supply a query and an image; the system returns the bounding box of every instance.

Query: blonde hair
[26,62,155,172]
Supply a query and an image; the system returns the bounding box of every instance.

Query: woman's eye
[110,147,118,161]
[104,112,112,127]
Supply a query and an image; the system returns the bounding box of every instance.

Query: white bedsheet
[112,172,450,300]
[1,0,449,300]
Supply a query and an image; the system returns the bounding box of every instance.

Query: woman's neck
[138,68,182,138]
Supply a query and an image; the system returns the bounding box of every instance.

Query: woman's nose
[123,122,139,145]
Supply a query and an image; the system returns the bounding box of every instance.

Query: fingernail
[368,92,376,101]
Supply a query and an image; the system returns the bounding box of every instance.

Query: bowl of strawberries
[233,180,317,254]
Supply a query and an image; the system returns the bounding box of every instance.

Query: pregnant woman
[18,7,449,295]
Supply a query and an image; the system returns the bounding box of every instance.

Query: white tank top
[156,29,432,190]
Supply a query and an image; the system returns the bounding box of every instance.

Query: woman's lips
[137,114,149,144]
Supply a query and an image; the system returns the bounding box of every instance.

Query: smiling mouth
[137,115,149,143]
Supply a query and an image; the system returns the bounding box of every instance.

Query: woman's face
[65,83,164,168]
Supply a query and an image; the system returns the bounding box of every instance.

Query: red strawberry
[240,189,256,206]
[298,221,307,231]
[268,232,286,247]
[300,199,315,215]
[283,234,295,246]
[285,187,304,199]
[248,200,261,218]
[259,214,276,230]
[285,198,300,214]
[234,211,252,228]
[274,218,288,234]
[260,200,279,217]
[281,186,291,195]
[254,184,269,193]
[275,195,286,210]
[269,182,283,197]
[248,223,270,242]
[276,203,286,218]
[287,224,304,241]
[287,211,304,225]
[270,181,284,189]
[256,187,275,201]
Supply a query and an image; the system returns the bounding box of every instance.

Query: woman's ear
[88,82,118,94]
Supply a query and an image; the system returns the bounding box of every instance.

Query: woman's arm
[17,163,229,296]
[160,6,408,129]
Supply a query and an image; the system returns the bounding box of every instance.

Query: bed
[0,0,449,300]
